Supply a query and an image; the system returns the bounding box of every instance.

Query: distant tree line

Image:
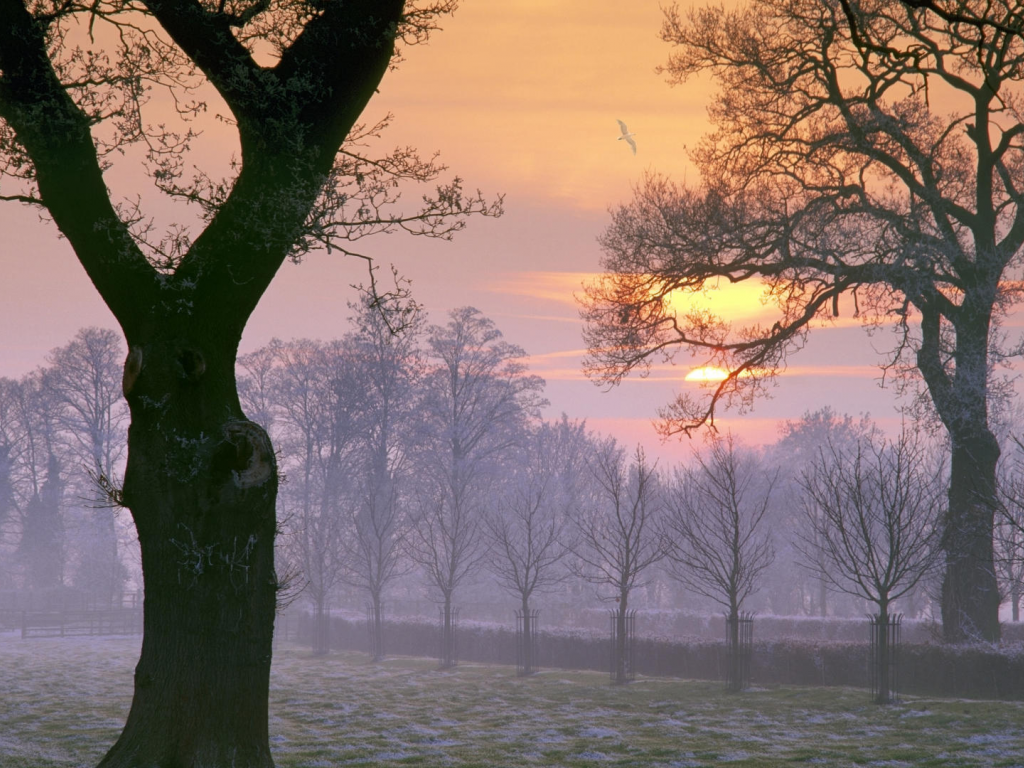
[9,314,1024,647]
[0,328,131,606]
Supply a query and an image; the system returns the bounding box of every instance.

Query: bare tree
[572,441,668,684]
[486,416,588,674]
[4,372,69,591]
[337,295,424,660]
[0,380,25,586]
[995,507,1024,623]
[664,433,775,691]
[272,340,362,655]
[996,448,1024,622]
[768,409,875,617]
[43,328,129,605]
[409,306,546,667]
[0,381,17,585]
[0,1,500,761]
[237,340,283,439]
[580,0,1024,643]
[800,428,943,702]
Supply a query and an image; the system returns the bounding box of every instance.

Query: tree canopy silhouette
[581,0,1024,642]
[0,1,499,765]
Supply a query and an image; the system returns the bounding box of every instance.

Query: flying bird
[617,119,637,155]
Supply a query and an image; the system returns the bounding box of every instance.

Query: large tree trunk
[941,429,1001,643]
[99,336,279,768]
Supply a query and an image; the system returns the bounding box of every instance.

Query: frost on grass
[6,637,1024,767]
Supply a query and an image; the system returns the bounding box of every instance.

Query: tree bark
[941,429,1001,643]
[99,333,279,768]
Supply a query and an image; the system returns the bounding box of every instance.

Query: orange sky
[0,0,983,460]
[370,1,707,211]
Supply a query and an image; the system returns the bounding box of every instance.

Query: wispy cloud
[527,350,883,383]
[617,362,883,382]
[487,272,591,306]
[487,271,885,332]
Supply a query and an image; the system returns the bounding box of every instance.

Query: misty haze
[2,1,1024,767]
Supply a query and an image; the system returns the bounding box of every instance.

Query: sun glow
[662,279,776,324]
[684,366,730,382]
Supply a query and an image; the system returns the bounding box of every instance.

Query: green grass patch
[2,634,1024,766]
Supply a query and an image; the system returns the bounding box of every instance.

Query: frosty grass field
[2,634,1024,767]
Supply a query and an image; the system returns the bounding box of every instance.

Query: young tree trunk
[370,590,384,661]
[727,604,741,693]
[941,430,1001,643]
[98,337,279,768]
[613,593,629,685]
[520,595,533,676]
[874,605,890,706]
[440,594,456,669]
[1012,584,1020,624]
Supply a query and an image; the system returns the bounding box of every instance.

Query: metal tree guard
[725,612,754,692]
[366,601,385,661]
[438,606,460,669]
[515,608,540,676]
[609,608,636,683]
[869,613,902,704]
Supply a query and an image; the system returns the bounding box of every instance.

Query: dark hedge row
[284,613,1024,701]
[540,609,1024,645]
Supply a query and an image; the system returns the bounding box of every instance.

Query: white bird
[617,119,637,155]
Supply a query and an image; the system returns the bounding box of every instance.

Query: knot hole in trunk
[178,347,206,382]
[222,421,275,489]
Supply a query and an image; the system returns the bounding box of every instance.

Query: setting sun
[684,366,730,382]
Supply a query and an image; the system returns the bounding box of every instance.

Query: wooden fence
[19,608,143,638]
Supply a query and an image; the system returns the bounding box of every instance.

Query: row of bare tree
[233,297,1024,681]
[0,328,131,605]
[8,319,1024,660]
